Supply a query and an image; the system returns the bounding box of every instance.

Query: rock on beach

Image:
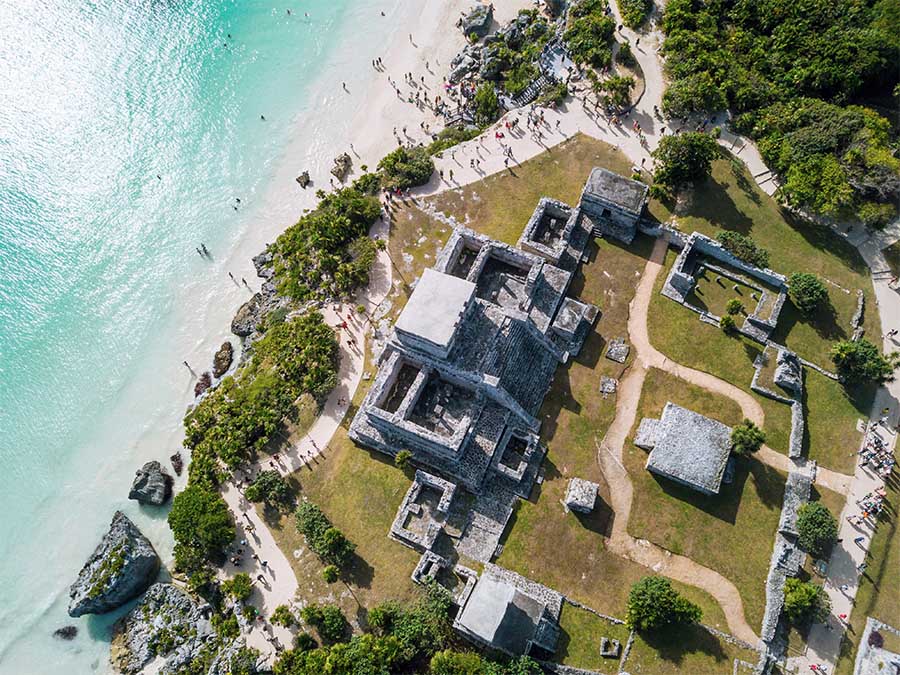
[128,461,173,506]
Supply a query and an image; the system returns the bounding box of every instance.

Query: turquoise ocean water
[0,0,397,671]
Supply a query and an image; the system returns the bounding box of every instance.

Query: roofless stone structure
[637,402,734,496]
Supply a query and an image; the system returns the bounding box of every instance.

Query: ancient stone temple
[578,167,649,244]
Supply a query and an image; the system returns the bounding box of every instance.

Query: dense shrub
[221,573,253,602]
[831,338,898,384]
[660,0,899,215]
[594,74,635,109]
[430,651,543,675]
[535,81,569,107]
[784,578,831,625]
[626,576,702,631]
[300,604,348,644]
[184,312,338,483]
[730,419,765,455]
[788,273,829,315]
[716,231,770,268]
[564,3,616,68]
[719,315,736,333]
[272,605,296,628]
[616,41,636,67]
[378,146,435,190]
[427,126,481,155]
[244,470,292,509]
[394,449,412,470]
[322,565,339,584]
[652,132,719,190]
[859,201,897,229]
[168,484,235,572]
[474,84,500,125]
[295,501,356,569]
[618,0,652,29]
[269,187,381,302]
[726,298,744,315]
[797,502,839,558]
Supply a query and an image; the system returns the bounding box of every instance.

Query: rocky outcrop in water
[194,371,212,397]
[170,452,183,476]
[331,152,352,181]
[212,341,234,378]
[68,512,160,617]
[296,170,310,188]
[110,583,246,675]
[53,626,77,641]
[128,461,173,506]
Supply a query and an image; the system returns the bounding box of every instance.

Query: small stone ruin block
[564,478,598,513]
[599,376,618,395]
[605,338,630,363]
[600,637,621,658]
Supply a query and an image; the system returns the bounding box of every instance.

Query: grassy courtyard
[554,603,631,671]
[624,367,786,630]
[625,624,760,675]
[688,266,763,319]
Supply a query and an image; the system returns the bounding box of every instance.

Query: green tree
[430,650,485,675]
[244,470,292,509]
[474,84,500,125]
[784,578,831,625]
[595,75,635,109]
[720,314,736,333]
[295,500,356,568]
[168,484,235,569]
[831,339,898,384]
[726,298,744,315]
[626,576,702,632]
[652,132,720,190]
[272,604,297,628]
[222,573,253,602]
[377,146,435,190]
[301,604,348,644]
[322,565,339,584]
[731,419,765,455]
[716,231,770,268]
[394,449,412,471]
[564,8,616,67]
[797,502,838,558]
[788,273,829,315]
[618,0,652,28]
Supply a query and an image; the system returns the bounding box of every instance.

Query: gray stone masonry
[564,478,599,513]
[599,376,618,395]
[854,618,900,675]
[642,402,734,496]
[518,198,579,264]
[580,168,648,244]
[774,349,803,395]
[605,337,630,363]
[634,418,659,450]
[389,470,457,552]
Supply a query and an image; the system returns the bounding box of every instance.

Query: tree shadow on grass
[779,208,869,276]
[771,299,846,348]
[343,550,375,590]
[639,623,729,668]
[683,174,755,234]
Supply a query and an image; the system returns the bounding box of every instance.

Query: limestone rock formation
[194,371,212,397]
[128,461,173,506]
[110,583,242,675]
[230,293,262,337]
[53,626,77,641]
[212,341,234,378]
[295,170,310,188]
[461,4,493,38]
[170,451,183,476]
[68,512,160,617]
[331,152,352,181]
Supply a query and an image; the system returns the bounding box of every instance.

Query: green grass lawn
[623,623,761,675]
[671,154,880,368]
[688,267,760,319]
[624,367,786,631]
[649,248,869,473]
[554,603,632,671]
[835,475,900,674]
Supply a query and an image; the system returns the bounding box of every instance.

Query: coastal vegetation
[831,338,898,385]
[660,0,899,219]
[244,469,292,510]
[788,272,829,315]
[168,483,235,580]
[269,186,382,302]
[494,9,552,98]
[715,231,769,268]
[618,0,652,29]
[784,577,831,626]
[377,146,435,190]
[565,0,616,69]
[796,502,838,558]
[295,500,356,571]
[651,131,719,194]
[427,126,481,156]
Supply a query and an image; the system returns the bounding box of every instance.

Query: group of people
[859,427,896,478]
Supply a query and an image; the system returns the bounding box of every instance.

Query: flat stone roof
[582,168,649,215]
[645,402,733,495]
[395,268,475,351]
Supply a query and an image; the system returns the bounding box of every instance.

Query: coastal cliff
[67,511,160,618]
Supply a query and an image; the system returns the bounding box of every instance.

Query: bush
[377,146,435,190]
[564,8,616,67]
[474,84,500,125]
[730,419,765,455]
[212,611,240,639]
[271,604,296,628]
[295,500,356,568]
[244,470,292,509]
[859,201,897,229]
[293,632,317,652]
[725,298,743,315]
[716,231,770,268]
[350,171,381,195]
[535,81,569,107]
[616,41,636,67]
[322,565,339,584]
[221,573,253,602]
[797,502,838,558]
[168,484,235,571]
[395,449,412,471]
[784,578,831,625]
[719,314,736,333]
[618,0,652,29]
[301,604,348,644]
[788,273,829,315]
[427,126,481,155]
[652,132,720,190]
[626,576,702,632]
[831,339,898,384]
[595,75,635,109]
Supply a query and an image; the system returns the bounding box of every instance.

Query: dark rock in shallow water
[296,170,310,187]
[111,583,245,675]
[170,452,183,476]
[212,341,234,378]
[53,626,77,640]
[230,293,262,337]
[128,461,173,506]
[194,371,212,397]
[68,511,160,618]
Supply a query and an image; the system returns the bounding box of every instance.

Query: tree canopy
[788,273,829,315]
[731,419,765,455]
[168,483,235,572]
[652,132,720,191]
[626,576,702,632]
[797,502,838,558]
[784,577,831,625]
[295,500,356,569]
[377,146,435,190]
[831,338,898,384]
[244,470,292,509]
[716,231,769,268]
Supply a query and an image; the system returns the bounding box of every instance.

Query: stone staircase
[512,74,552,108]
